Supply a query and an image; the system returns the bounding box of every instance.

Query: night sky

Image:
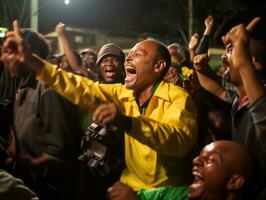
[38,0,148,34]
[38,0,266,41]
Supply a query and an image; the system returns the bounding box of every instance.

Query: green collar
[138,80,161,115]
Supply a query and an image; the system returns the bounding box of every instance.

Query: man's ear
[252,56,263,71]
[227,174,245,190]
[154,59,167,73]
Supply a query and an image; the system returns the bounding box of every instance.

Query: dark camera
[78,122,118,176]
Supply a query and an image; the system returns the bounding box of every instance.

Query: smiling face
[221,43,242,85]
[188,141,250,200]
[99,55,124,84]
[124,40,165,93]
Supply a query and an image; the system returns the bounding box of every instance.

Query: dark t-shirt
[230,93,266,199]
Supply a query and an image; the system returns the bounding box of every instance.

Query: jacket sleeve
[128,92,197,157]
[195,35,209,55]
[37,62,123,111]
[248,94,266,153]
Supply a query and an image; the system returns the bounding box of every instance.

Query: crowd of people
[0,14,265,200]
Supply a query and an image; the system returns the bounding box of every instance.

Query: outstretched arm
[4,21,119,109]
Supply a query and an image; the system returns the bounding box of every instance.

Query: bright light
[64,0,70,5]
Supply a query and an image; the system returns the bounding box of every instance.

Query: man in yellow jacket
[6,21,198,192]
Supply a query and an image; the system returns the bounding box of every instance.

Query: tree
[0,0,30,29]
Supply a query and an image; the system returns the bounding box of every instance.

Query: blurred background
[0,0,265,68]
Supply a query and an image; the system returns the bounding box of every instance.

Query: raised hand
[55,22,66,36]
[193,53,209,72]
[204,15,214,36]
[4,20,31,63]
[4,20,45,73]
[189,33,199,51]
[222,17,261,70]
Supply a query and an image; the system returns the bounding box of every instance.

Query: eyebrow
[210,150,223,163]
[201,149,223,163]
[132,48,147,55]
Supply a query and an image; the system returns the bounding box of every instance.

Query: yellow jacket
[37,62,198,191]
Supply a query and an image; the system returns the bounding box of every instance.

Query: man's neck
[137,85,154,107]
[237,84,247,101]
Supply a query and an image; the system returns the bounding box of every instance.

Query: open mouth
[125,66,136,82]
[104,66,116,77]
[125,66,136,74]
[192,171,204,185]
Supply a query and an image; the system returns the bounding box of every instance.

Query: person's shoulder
[0,170,21,191]
[166,82,190,98]
[0,170,39,199]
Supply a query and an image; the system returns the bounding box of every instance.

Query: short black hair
[21,29,50,59]
[156,41,171,79]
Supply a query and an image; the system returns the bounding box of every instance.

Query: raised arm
[195,15,214,55]
[188,33,199,63]
[55,23,88,76]
[4,21,120,110]
[223,17,266,152]
[222,17,264,104]
[193,53,227,101]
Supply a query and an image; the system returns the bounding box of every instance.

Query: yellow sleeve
[128,92,197,157]
[36,61,123,111]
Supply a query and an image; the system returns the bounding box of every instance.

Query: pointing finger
[246,17,261,32]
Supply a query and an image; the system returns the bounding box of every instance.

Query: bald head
[189,140,254,200]
[143,39,171,78]
[205,141,253,176]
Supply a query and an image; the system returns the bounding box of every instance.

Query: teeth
[125,66,136,73]
[193,171,204,179]
[125,66,135,70]
[106,66,114,72]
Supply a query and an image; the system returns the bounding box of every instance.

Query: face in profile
[189,141,247,200]
[221,43,240,84]
[124,40,160,91]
